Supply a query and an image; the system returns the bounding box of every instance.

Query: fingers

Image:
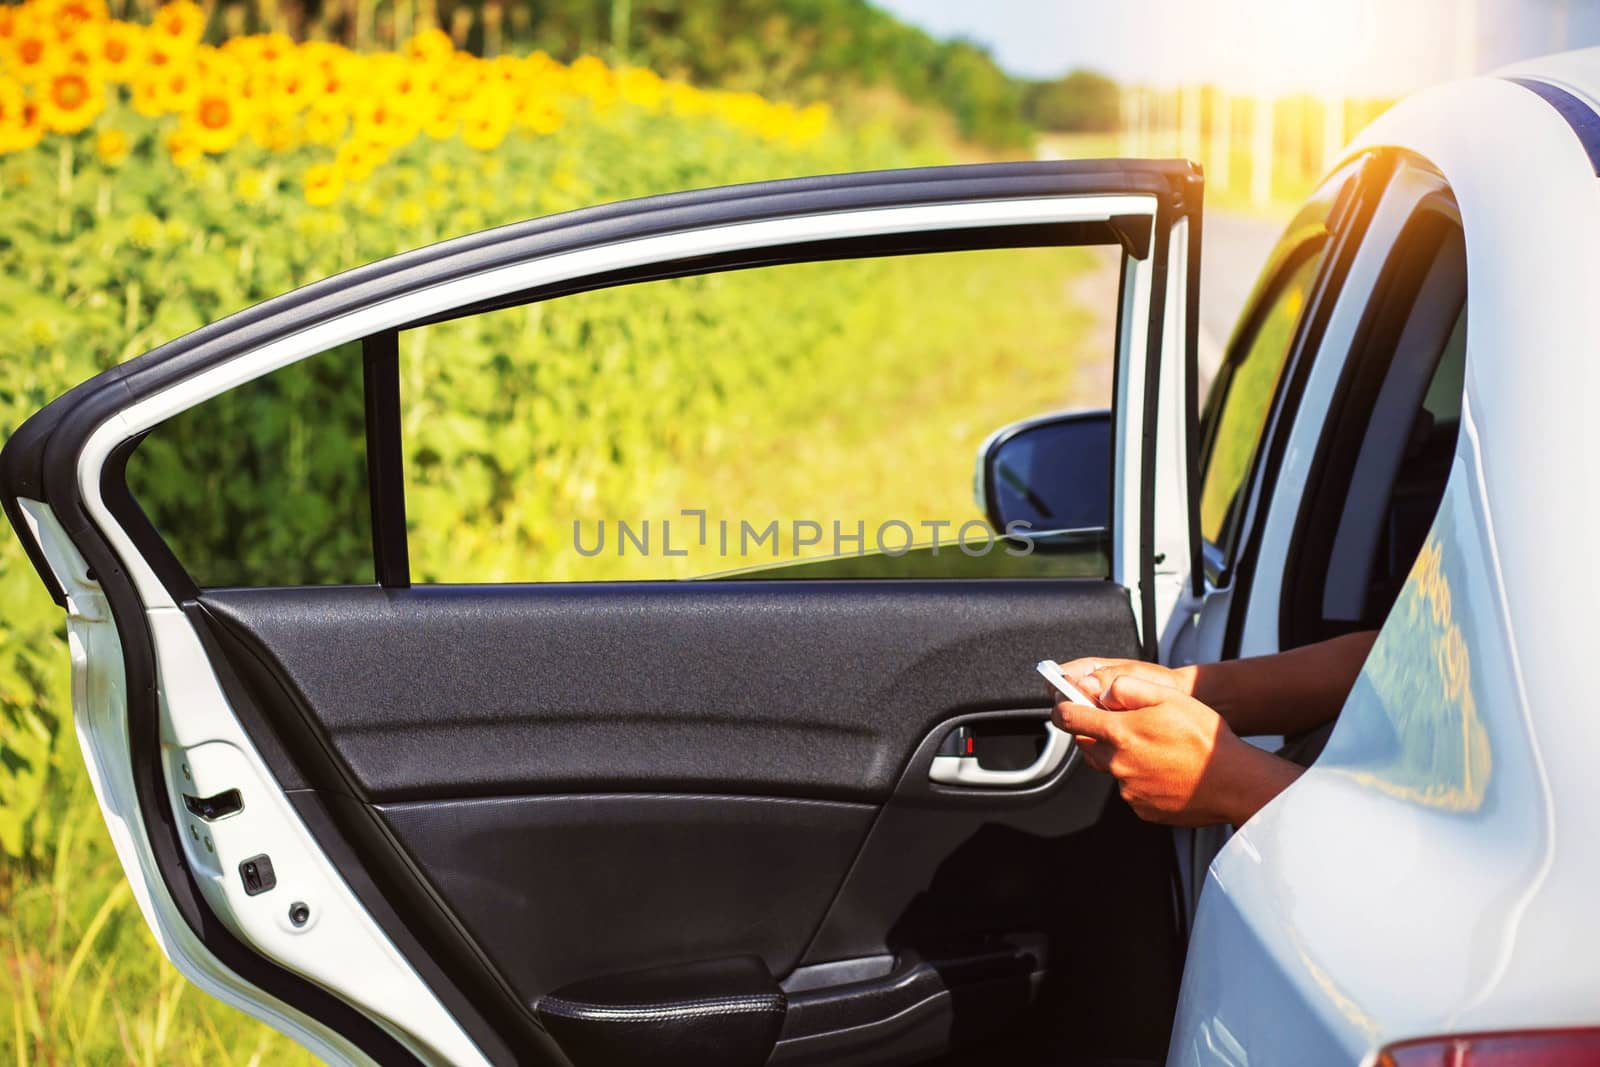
[1050,696,1123,742]
[1075,734,1113,772]
[1096,672,1181,712]
[1056,657,1124,686]
[1083,661,1172,701]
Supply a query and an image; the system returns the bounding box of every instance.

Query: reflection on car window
[1199,247,1325,558]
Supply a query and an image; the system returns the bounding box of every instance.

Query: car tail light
[1377,1028,1600,1066]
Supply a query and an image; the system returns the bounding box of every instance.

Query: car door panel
[382,792,875,996]
[3,160,1202,1066]
[192,579,1155,998]
[195,581,1137,800]
[189,578,1178,1064]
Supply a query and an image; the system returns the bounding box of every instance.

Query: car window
[1276,178,1470,649]
[125,345,372,588]
[1197,244,1327,560]
[124,244,1124,587]
[1321,214,1467,628]
[1371,303,1465,605]
[400,246,1116,583]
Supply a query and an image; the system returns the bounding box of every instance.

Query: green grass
[0,755,318,1066]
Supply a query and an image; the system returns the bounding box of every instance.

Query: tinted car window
[1198,245,1326,557]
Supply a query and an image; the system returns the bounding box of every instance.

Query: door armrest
[535,955,785,1067]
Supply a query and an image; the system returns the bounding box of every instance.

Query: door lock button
[239,854,277,896]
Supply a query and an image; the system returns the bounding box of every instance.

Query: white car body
[1170,52,1600,1064]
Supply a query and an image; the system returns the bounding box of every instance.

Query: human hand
[1053,656,1195,705]
[1051,674,1300,828]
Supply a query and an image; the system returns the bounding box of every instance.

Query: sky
[875,0,1600,96]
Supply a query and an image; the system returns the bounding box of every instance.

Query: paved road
[1197,211,1284,393]
[1066,210,1284,401]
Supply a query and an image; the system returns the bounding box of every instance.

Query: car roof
[1495,45,1600,111]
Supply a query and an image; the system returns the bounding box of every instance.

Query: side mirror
[974,410,1112,534]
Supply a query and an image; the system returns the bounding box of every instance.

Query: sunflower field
[0,2,1106,1060]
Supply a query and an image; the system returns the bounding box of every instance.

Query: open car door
[2,160,1202,1066]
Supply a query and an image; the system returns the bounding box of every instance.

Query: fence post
[1321,93,1345,173]
[1120,87,1136,156]
[1212,89,1231,198]
[1135,87,1148,157]
[1251,91,1274,207]
[1181,82,1202,161]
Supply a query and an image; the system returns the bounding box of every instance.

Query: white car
[3,50,1597,1067]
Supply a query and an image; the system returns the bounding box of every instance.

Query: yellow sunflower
[333,137,385,180]
[302,162,342,207]
[517,97,564,136]
[275,67,314,113]
[404,28,454,64]
[254,31,295,66]
[86,21,140,82]
[43,0,109,39]
[248,107,299,152]
[5,19,57,83]
[164,124,201,168]
[460,106,510,152]
[187,89,244,153]
[351,96,418,149]
[94,125,129,164]
[422,103,457,141]
[0,78,30,154]
[302,100,347,146]
[39,68,103,133]
[149,1,204,50]
[153,65,198,114]
[130,70,164,116]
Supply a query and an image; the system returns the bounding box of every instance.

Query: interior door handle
[927,720,1073,789]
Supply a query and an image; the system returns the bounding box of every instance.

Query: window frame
[1204,151,1396,662]
[1279,188,1467,648]
[96,175,1196,602]
[1191,152,1380,600]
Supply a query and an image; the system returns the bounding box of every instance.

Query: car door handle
[927,720,1073,789]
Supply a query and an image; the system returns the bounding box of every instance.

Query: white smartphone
[1036,659,1099,707]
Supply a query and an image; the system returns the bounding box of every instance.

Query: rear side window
[1281,185,1470,648]
[1198,245,1326,559]
[125,346,372,587]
